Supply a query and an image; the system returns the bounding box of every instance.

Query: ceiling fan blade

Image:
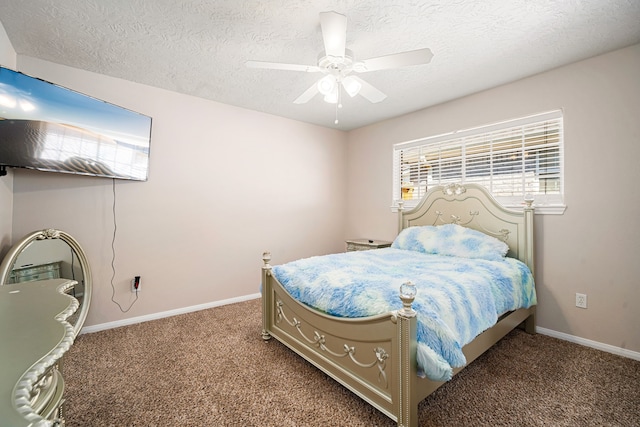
[245,60,321,73]
[355,48,434,73]
[319,11,347,60]
[350,76,387,103]
[293,82,320,104]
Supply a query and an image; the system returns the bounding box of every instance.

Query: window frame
[392,110,565,215]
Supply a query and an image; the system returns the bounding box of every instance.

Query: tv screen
[0,67,152,181]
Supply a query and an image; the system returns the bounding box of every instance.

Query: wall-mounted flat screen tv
[0,66,152,181]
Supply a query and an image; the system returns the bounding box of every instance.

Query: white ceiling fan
[245,11,433,108]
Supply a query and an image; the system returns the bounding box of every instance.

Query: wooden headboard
[398,183,535,275]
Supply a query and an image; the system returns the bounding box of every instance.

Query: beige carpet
[64,299,640,426]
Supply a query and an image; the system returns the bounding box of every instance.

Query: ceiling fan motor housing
[318,49,355,73]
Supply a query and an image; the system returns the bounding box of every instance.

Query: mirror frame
[0,228,92,337]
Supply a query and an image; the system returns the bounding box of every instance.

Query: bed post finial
[524,193,535,209]
[398,282,417,318]
[397,199,405,234]
[262,251,272,268]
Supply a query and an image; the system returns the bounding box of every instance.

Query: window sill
[391,203,566,215]
[505,204,566,215]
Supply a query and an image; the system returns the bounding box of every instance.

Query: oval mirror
[0,229,92,337]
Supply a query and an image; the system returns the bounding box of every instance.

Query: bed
[260,183,536,427]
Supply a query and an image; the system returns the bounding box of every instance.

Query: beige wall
[0,22,16,257]
[345,43,640,353]
[11,57,347,328]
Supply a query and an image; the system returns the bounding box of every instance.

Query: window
[393,110,565,214]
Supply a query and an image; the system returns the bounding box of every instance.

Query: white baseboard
[80,293,262,334]
[537,327,640,361]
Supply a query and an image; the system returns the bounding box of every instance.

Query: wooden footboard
[262,252,420,425]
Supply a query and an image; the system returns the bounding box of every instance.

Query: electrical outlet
[575,293,587,309]
[131,276,141,293]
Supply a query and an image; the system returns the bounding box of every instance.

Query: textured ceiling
[1,0,639,130]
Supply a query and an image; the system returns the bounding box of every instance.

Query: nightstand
[346,239,392,251]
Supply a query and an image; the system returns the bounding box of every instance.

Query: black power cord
[110,178,138,312]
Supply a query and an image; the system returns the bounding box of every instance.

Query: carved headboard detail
[397,183,535,274]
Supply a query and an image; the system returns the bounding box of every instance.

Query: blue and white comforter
[272,248,536,381]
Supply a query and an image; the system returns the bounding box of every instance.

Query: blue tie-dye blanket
[272,248,536,381]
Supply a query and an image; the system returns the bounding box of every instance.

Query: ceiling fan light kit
[246,11,433,124]
[324,91,339,105]
[342,76,362,97]
[317,75,337,96]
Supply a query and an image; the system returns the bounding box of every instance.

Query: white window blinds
[393,110,564,213]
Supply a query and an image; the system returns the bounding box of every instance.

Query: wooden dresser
[0,279,78,427]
